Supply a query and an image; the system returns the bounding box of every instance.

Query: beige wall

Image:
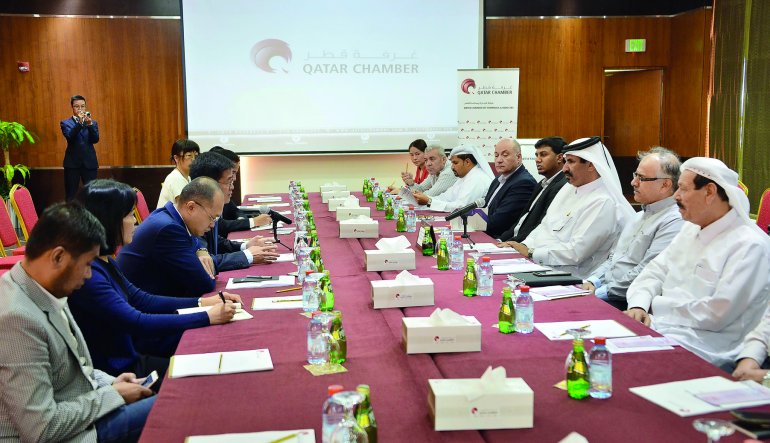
[239,153,412,196]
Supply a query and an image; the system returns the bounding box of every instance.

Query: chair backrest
[0,203,21,256]
[9,184,38,241]
[133,187,151,223]
[757,188,770,235]
[738,180,749,196]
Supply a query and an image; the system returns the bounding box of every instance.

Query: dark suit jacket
[116,202,215,297]
[200,221,250,272]
[484,166,537,238]
[499,171,568,242]
[60,117,99,168]
[218,202,251,236]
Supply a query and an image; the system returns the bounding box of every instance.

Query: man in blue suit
[483,138,537,238]
[117,177,223,297]
[60,95,99,200]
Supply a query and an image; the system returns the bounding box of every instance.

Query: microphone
[257,205,293,225]
[444,198,486,222]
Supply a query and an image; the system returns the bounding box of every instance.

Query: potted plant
[0,120,36,200]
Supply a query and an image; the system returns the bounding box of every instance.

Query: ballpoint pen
[272,298,302,303]
[276,287,302,293]
[218,291,226,304]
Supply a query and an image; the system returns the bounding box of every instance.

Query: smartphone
[533,270,572,277]
[731,410,770,424]
[141,370,159,388]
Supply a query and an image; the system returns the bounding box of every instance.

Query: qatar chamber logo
[460,78,476,94]
[251,39,292,73]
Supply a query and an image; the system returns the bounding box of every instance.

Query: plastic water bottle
[589,337,612,399]
[406,205,417,232]
[302,271,320,312]
[321,385,346,443]
[515,284,534,333]
[307,312,329,365]
[450,235,464,270]
[477,257,493,296]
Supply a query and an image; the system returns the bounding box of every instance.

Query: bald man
[482,139,536,238]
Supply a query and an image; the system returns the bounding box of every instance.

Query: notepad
[186,429,315,443]
[490,258,550,274]
[247,196,283,203]
[530,285,591,301]
[465,242,518,254]
[605,335,678,353]
[252,296,304,310]
[630,376,770,417]
[176,306,253,321]
[533,319,636,341]
[169,349,273,379]
[226,275,295,289]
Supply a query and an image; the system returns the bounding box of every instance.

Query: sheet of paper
[226,275,296,289]
[251,222,286,231]
[605,335,676,354]
[276,253,295,263]
[238,203,290,211]
[466,242,517,254]
[490,258,550,274]
[252,296,304,310]
[630,376,770,417]
[531,285,590,301]
[187,429,315,443]
[176,306,253,322]
[169,349,273,379]
[534,319,637,341]
[247,196,282,203]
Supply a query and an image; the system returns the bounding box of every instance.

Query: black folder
[510,272,582,287]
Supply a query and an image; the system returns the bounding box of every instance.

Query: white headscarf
[449,144,495,180]
[564,137,635,223]
[680,157,751,222]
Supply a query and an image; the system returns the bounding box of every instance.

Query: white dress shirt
[428,165,493,213]
[627,208,770,368]
[523,177,624,279]
[587,196,684,302]
[411,161,457,197]
[157,168,190,208]
[737,303,770,365]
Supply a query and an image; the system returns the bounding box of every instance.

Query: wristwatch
[426,197,432,208]
[762,371,770,388]
[523,245,533,259]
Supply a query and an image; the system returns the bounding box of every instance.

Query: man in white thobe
[733,304,770,384]
[625,157,770,370]
[506,137,635,279]
[412,145,493,213]
[584,147,684,310]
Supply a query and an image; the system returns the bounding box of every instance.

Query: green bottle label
[463,259,477,297]
[567,341,590,399]
[437,239,449,270]
[498,289,514,333]
[396,209,406,232]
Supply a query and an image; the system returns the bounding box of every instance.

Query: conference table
[139,189,749,442]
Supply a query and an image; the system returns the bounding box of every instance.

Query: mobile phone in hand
[141,370,159,388]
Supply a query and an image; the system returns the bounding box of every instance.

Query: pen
[218,291,226,304]
[268,433,298,443]
[560,324,591,336]
[276,287,302,293]
[272,298,303,303]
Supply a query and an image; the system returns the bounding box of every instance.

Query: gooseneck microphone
[257,205,293,225]
[444,198,486,222]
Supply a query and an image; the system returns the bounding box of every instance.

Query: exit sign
[625,39,647,53]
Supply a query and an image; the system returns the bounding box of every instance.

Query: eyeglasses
[193,201,220,224]
[632,172,670,182]
[218,176,236,187]
[182,153,199,160]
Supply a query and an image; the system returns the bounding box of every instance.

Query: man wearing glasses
[61,95,99,200]
[117,177,223,297]
[583,147,684,310]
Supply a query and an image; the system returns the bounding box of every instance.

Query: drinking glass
[692,419,734,442]
[329,391,368,443]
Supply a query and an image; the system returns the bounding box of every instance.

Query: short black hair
[409,139,428,152]
[693,174,729,202]
[210,146,240,163]
[70,95,86,106]
[535,136,567,154]
[455,153,478,165]
[170,139,200,162]
[25,202,105,260]
[179,177,222,205]
[189,152,235,182]
[75,179,137,256]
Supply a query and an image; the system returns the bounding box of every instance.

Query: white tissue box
[336,206,371,221]
[401,316,481,354]
[339,221,379,238]
[321,190,351,203]
[320,184,347,193]
[428,378,533,431]
[328,197,351,212]
[370,278,434,309]
[364,249,416,271]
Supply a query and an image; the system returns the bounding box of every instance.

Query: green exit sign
[625,39,647,53]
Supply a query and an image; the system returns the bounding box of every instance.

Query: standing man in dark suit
[482,139,536,238]
[61,95,99,200]
[497,136,568,243]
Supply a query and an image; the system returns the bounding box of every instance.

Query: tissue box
[401,316,481,354]
[364,249,416,271]
[428,378,533,431]
[339,220,379,238]
[320,184,347,193]
[321,190,351,203]
[336,206,371,221]
[328,197,351,212]
[371,278,434,309]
